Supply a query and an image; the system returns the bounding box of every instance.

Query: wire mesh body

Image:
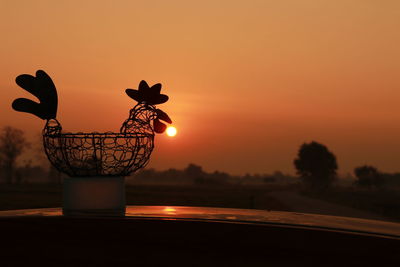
[120,103,157,135]
[43,103,156,177]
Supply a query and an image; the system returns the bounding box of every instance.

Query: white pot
[63,176,125,217]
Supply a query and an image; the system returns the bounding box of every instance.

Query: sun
[166,126,177,137]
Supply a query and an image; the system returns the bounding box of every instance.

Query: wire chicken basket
[12,70,171,177]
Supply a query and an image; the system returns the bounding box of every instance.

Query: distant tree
[294,141,338,190]
[185,163,205,183]
[184,164,204,177]
[354,165,384,188]
[0,126,31,184]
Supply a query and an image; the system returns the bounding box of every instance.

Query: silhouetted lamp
[12,70,172,216]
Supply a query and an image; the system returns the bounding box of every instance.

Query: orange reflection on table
[163,207,177,215]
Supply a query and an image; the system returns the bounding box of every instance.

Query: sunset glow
[1,1,400,175]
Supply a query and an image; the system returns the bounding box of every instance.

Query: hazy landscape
[1,129,399,223]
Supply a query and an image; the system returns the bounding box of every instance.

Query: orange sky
[1,0,400,175]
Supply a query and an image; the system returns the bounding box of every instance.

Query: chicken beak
[155,109,172,124]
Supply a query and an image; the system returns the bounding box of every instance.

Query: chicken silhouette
[12,70,172,177]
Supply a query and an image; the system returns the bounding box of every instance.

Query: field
[302,187,400,221]
[1,183,399,223]
[0,184,290,212]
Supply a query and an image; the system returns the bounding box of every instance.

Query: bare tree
[32,132,62,183]
[0,126,30,184]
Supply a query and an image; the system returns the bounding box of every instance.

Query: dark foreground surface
[1,206,399,266]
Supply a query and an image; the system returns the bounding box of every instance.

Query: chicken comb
[12,70,58,120]
[126,80,169,105]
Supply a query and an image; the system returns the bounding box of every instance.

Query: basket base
[63,176,125,217]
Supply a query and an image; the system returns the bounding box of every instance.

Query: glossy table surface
[1,205,399,238]
[2,206,400,266]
